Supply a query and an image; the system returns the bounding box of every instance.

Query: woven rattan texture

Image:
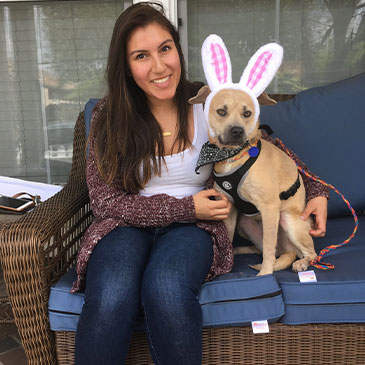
[55,323,365,365]
[0,112,91,364]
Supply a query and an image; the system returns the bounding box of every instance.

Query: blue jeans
[75,223,213,365]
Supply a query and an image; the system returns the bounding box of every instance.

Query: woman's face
[127,22,182,107]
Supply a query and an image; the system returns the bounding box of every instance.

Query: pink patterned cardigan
[71,98,329,293]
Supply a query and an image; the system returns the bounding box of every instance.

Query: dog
[192,35,317,276]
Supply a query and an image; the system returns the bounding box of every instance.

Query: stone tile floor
[0,214,28,363]
[0,267,27,365]
[0,324,27,365]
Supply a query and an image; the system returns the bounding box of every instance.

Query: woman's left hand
[300,196,328,237]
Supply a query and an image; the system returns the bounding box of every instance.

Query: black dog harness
[211,140,301,216]
[214,141,262,215]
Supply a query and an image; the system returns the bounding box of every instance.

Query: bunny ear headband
[201,34,283,134]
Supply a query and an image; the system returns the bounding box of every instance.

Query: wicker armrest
[0,111,92,365]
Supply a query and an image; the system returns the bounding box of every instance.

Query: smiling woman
[73,3,233,365]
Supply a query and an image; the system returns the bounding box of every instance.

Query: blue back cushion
[84,98,100,138]
[260,73,365,217]
[84,98,100,156]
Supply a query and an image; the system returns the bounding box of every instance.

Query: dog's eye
[217,109,227,117]
[243,110,252,118]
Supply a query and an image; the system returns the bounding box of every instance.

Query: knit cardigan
[71,98,329,293]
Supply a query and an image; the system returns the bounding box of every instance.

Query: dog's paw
[256,266,274,276]
[249,264,261,271]
[257,269,273,276]
[251,264,274,276]
[292,259,309,272]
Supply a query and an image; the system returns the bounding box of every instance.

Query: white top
[139,104,212,198]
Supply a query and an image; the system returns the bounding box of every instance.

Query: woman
[73,2,328,364]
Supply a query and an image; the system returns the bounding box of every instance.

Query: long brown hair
[93,2,202,193]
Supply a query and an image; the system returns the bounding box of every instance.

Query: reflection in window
[0,1,124,184]
[187,0,364,93]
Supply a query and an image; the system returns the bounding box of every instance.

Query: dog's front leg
[258,206,280,276]
[223,205,238,243]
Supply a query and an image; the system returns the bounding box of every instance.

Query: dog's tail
[273,251,297,271]
[249,251,297,272]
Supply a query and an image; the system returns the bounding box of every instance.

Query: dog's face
[208,89,258,148]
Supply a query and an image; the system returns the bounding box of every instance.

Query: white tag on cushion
[251,320,270,334]
[298,270,317,283]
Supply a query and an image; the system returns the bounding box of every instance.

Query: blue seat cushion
[199,257,284,326]
[260,73,365,217]
[274,216,365,325]
[48,254,284,331]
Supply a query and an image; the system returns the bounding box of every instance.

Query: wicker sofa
[1,74,365,365]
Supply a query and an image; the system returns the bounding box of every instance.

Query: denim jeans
[75,223,213,365]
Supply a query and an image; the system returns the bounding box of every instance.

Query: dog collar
[195,141,250,174]
[220,141,259,164]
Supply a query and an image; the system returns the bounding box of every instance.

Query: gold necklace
[162,131,172,137]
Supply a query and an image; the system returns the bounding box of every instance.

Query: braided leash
[275,138,359,270]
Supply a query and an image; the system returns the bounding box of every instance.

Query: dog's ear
[239,43,283,98]
[258,92,277,105]
[188,85,211,105]
[201,34,232,91]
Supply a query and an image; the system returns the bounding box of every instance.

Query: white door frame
[133,0,178,28]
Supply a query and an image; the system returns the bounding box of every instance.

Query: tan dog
[193,35,317,275]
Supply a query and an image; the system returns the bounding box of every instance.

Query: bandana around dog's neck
[195,141,250,173]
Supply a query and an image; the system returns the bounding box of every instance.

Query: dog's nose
[230,126,244,138]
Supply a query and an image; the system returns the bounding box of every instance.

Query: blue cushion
[49,217,364,330]
[48,256,284,331]
[84,98,99,138]
[274,216,365,325]
[48,269,83,332]
[199,258,284,326]
[84,98,99,156]
[260,73,365,217]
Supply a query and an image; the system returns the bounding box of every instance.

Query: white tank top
[139,104,212,198]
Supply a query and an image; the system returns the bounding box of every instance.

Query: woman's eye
[136,53,146,60]
[161,45,171,53]
[217,109,227,117]
[243,110,252,118]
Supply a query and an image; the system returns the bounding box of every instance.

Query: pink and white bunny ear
[239,43,283,97]
[201,34,232,91]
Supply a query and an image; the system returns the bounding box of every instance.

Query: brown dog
[193,35,317,275]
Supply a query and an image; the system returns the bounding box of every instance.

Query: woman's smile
[152,75,170,84]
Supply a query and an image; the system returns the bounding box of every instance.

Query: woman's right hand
[193,189,232,221]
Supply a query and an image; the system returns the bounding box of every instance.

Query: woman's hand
[193,189,232,221]
[301,196,328,237]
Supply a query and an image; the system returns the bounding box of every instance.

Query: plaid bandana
[195,141,249,173]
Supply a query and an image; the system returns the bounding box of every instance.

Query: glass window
[1,0,364,185]
[186,0,365,93]
[0,0,124,184]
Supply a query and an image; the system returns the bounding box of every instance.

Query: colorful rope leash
[275,138,359,270]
